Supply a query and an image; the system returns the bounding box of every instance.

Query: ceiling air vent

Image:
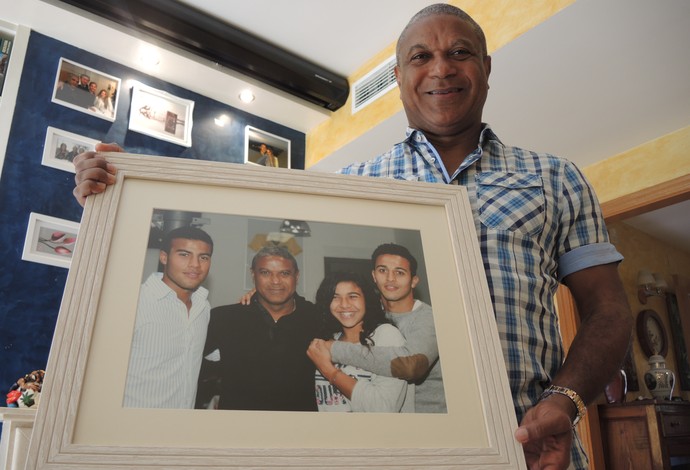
[352,55,397,113]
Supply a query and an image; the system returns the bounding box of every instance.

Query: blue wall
[0,31,305,397]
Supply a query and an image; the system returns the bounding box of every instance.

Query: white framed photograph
[41,126,99,173]
[26,154,525,469]
[128,81,194,147]
[244,125,291,168]
[51,58,120,121]
[21,212,79,269]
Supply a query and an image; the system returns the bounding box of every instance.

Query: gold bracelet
[539,385,587,427]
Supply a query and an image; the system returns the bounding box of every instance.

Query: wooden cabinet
[598,400,690,469]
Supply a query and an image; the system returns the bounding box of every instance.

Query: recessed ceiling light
[239,89,255,103]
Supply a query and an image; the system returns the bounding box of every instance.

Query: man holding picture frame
[72,4,632,469]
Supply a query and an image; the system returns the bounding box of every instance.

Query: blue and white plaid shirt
[339,124,622,469]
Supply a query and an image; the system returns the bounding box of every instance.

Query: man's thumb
[514,426,530,443]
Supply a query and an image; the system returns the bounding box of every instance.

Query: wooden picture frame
[129,82,194,147]
[26,154,525,469]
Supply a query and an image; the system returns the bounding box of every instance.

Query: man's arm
[553,262,633,407]
[515,262,633,467]
[330,308,439,381]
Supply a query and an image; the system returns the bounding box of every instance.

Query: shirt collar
[404,123,499,182]
[403,123,497,144]
[149,272,209,302]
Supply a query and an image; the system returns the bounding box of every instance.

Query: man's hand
[513,262,631,468]
[73,142,122,206]
[514,394,574,470]
[238,288,256,305]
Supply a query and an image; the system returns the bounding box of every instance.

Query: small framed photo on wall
[41,126,99,173]
[129,81,194,147]
[244,125,291,169]
[51,58,120,121]
[21,212,80,269]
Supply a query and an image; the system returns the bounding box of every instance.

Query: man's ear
[411,275,420,289]
[159,250,168,266]
[484,55,492,82]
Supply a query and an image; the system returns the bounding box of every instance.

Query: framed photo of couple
[41,126,99,173]
[26,154,526,469]
[244,125,291,169]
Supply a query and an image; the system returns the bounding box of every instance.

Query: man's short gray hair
[251,245,299,273]
[396,3,488,64]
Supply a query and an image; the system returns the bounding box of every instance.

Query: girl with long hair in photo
[307,272,414,412]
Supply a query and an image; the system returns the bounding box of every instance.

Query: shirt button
[430,158,435,163]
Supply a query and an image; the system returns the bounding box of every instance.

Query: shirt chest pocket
[475,172,545,236]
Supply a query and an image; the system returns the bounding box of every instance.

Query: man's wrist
[539,385,587,426]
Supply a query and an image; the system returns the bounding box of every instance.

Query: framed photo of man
[26,154,526,469]
[51,58,120,121]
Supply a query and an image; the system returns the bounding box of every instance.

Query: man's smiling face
[395,14,491,139]
[251,255,298,309]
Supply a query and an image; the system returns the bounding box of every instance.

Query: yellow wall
[607,221,690,401]
[305,0,576,167]
[583,125,690,204]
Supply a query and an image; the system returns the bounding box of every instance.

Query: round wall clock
[636,309,668,358]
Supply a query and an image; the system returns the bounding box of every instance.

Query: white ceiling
[175,0,433,78]
[177,0,690,253]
